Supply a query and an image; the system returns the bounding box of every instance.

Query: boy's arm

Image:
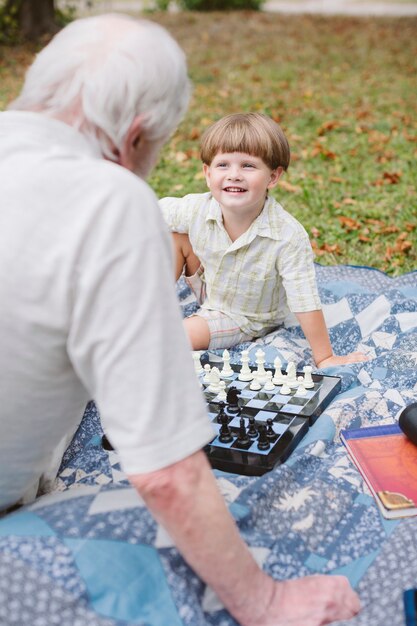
[295,309,368,367]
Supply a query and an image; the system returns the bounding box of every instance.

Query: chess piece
[220,349,234,378]
[297,383,307,396]
[226,386,241,414]
[192,352,204,375]
[257,424,270,450]
[250,372,261,391]
[216,401,227,423]
[236,417,251,447]
[218,380,227,401]
[207,366,221,393]
[247,416,258,439]
[238,349,253,381]
[286,361,298,388]
[272,356,285,385]
[203,363,211,383]
[219,412,233,443]
[266,418,277,442]
[303,365,314,389]
[263,371,275,391]
[280,383,291,395]
[255,349,267,384]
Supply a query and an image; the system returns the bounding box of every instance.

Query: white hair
[9,14,191,159]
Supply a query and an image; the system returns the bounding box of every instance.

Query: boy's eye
[216,162,227,168]
[243,163,255,168]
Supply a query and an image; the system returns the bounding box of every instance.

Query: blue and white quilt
[1,264,416,626]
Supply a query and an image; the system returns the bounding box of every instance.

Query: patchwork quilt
[1,264,416,626]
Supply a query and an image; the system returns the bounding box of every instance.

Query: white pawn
[207,366,221,393]
[238,349,253,382]
[192,352,204,375]
[272,356,285,385]
[250,372,262,391]
[280,383,291,395]
[220,349,234,378]
[263,371,275,391]
[297,384,307,396]
[218,380,227,401]
[303,365,315,389]
[203,363,211,383]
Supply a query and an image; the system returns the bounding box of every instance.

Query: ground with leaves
[0,12,416,274]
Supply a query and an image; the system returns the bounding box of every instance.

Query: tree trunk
[4,0,59,41]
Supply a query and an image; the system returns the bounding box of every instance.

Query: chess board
[200,360,341,476]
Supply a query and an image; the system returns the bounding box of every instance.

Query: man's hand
[317,351,369,368]
[248,574,361,626]
[129,452,361,626]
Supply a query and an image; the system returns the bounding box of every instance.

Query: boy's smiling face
[203,152,282,217]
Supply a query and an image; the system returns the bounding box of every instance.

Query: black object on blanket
[399,403,417,447]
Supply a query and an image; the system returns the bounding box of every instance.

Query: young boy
[160,112,367,368]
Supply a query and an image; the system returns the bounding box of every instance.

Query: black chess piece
[236,417,251,447]
[217,401,227,424]
[266,418,277,442]
[247,416,258,439]
[257,424,270,451]
[226,386,241,414]
[219,412,233,443]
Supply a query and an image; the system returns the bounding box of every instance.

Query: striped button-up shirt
[160,192,321,337]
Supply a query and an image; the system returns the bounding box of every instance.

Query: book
[340,423,417,520]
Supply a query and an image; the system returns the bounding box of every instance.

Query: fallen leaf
[383,171,402,184]
[338,216,361,230]
[317,120,342,135]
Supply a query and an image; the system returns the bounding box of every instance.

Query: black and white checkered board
[200,362,341,476]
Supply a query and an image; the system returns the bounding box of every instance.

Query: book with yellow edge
[340,423,417,520]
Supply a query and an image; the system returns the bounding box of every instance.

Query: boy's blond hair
[200,112,290,170]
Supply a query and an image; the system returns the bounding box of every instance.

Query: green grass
[1,12,416,274]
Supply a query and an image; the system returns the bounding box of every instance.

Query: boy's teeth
[225,187,245,192]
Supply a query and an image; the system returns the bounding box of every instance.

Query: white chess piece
[220,349,234,378]
[218,380,227,401]
[203,363,211,383]
[286,361,298,388]
[303,365,315,389]
[272,356,285,385]
[263,371,275,391]
[207,366,221,393]
[238,349,253,381]
[280,383,291,395]
[192,352,204,375]
[255,349,267,384]
[297,384,307,396]
[250,372,261,391]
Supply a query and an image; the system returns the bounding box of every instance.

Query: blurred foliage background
[0,7,416,274]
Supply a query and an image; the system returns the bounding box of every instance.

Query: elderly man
[0,14,360,626]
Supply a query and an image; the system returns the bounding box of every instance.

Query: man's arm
[129,450,360,626]
[295,309,368,367]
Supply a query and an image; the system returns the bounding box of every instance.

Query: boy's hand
[316,351,369,368]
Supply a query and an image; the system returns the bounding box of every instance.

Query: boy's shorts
[185,267,253,350]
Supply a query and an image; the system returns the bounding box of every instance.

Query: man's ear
[118,115,144,169]
[267,166,284,190]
